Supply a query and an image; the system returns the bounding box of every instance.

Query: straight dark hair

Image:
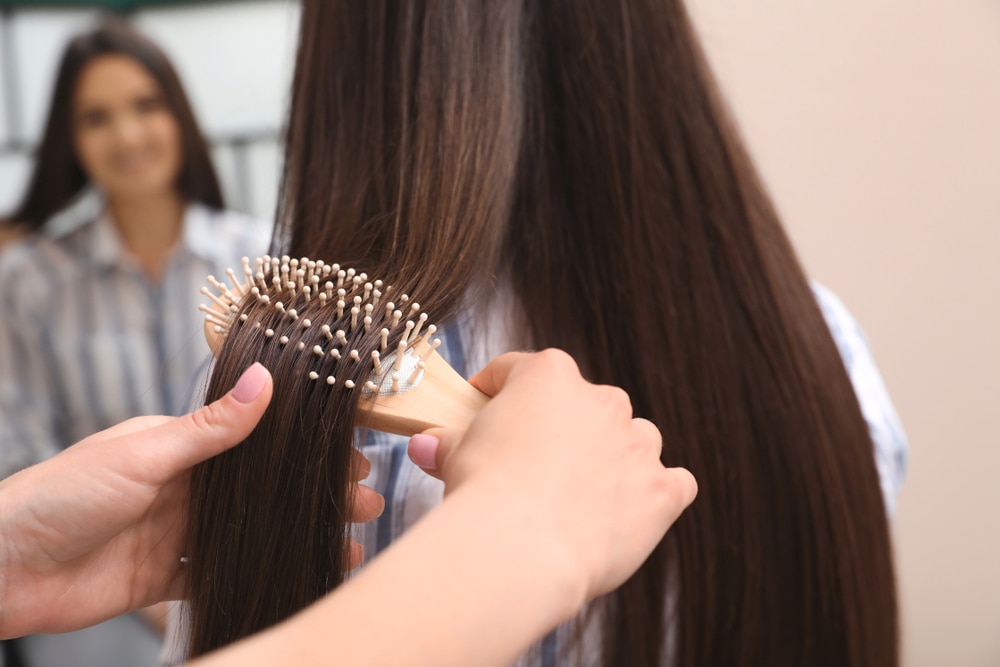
[188,277,375,656]
[192,1,899,665]
[3,19,223,229]
[187,259,431,656]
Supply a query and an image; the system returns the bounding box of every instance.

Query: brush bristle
[201,255,442,396]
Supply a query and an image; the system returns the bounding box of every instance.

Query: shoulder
[811,283,868,368]
[0,230,78,279]
[192,204,270,243]
[184,204,272,267]
[810,282,909,515]
[0,233,76,319]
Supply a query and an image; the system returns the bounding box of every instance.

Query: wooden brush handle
[205,317,226,357]
[202,286,487,435]
[358,348,490,436]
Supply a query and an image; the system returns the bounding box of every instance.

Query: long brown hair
[3,20,222,229]
[187,266,415,656]
[194,0,898,664]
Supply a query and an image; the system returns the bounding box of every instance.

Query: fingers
[76,414,173,446]
[406,429,453,480]
[346,453,381,571]
[466,351,533,397]
[347,540,364,570]
[626,417,697,511]
[412,350,587,480]
[114,363,274,483]
[162,571,188,604]
[351,483,385,523]
[630,417,666,465]
[349,451,383,522]
[351,449,372,482]
[663,466,698,510]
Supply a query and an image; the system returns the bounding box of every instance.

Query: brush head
[200,255,441,395]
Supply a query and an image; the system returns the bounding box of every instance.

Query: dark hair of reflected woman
[3,19,222,229]
[189,1,899,665]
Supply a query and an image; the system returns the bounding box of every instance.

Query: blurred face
[73,54,182,199]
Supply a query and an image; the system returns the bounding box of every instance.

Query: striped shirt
[0,199,269,478]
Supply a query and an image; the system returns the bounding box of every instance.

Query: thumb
[137,362,273,477]
[407,428,464,482]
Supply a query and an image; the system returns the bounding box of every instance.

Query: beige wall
[688,1,1000,664]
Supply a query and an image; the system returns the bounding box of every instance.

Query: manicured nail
[408,434,440,470]
[232,362,269,403]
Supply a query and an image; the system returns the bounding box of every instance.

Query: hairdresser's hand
[0,364,274,638]
[409,349,697,603]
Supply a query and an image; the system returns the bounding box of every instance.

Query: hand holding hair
[0,349,692,666]
[0,363,274,637]
[409,349,699,600]
[0,362,383,640]
[0,365,247,638]
[189,349,696,667]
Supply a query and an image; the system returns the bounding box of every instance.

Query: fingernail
[408,434,439,470]
[232,362,269,404]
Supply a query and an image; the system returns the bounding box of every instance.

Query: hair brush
[200,255,488,436]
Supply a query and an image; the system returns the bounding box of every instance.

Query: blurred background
[0,0,300,221]
[688,1,999,665]
[0,0,996,665]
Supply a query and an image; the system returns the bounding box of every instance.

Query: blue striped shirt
[0,199,269,478]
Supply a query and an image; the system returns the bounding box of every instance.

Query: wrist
[205,469,595,667]
[0,477,17,636]
[451,473,589,624]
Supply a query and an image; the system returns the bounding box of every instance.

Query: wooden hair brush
[200,255,488,436]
